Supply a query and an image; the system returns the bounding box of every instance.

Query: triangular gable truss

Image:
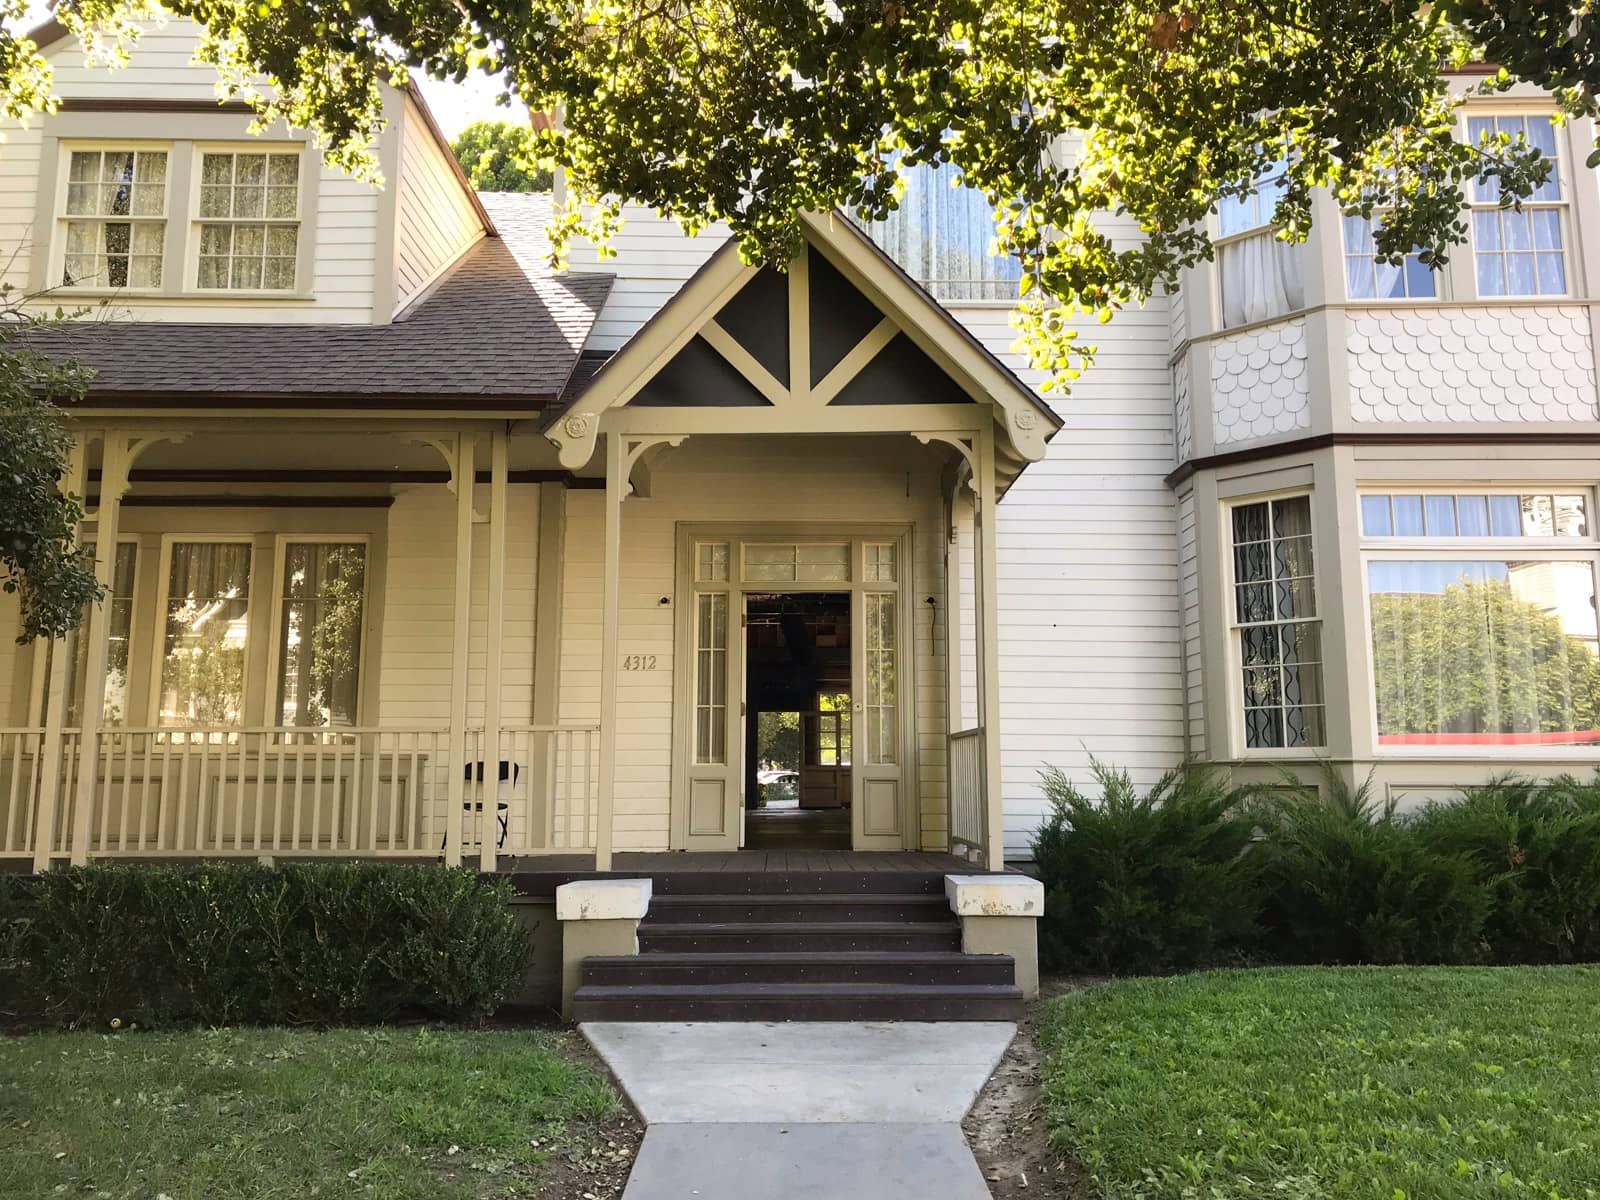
[543,212,1061,473]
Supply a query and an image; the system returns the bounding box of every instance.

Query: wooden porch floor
[498,849,977,874]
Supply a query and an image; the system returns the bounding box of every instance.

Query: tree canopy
[450,119,554,193]
[0,285,102,643]
[3,2,1597,387]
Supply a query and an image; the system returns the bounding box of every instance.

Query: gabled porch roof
[543,210,1062,490]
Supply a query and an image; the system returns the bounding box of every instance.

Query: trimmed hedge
[1032,763,1600,972]
[0,863,530,1029]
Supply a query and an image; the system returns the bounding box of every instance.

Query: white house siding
[565,203,729,351]
[949,302,1187,856]
[0,19,383,322]
[557,436,951,852]
[392,96,484,310]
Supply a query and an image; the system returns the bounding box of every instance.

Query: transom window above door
[742,543,852,583]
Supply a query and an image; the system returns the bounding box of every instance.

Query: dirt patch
[533,1028,645,1199]
[963,977,1098,1199]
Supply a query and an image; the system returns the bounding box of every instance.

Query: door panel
[851,589,904,848]
[684,590,743,849]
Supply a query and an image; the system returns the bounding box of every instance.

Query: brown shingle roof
[28,192,613,405]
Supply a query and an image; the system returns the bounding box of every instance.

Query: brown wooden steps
[571,875,1024,1021]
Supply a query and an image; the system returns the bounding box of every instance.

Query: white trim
[48,140,174,298]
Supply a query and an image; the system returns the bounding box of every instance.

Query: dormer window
[197,151,301,290]
[60,149,168,289]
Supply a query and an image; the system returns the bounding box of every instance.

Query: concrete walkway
[583,1021,1015,1199]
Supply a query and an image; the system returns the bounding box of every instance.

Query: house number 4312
[622,654,659,671]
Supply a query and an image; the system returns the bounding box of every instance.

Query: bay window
[275,541,368,728]
[60,149,167,289]
[1468,114,1568,297]
[1217,156,1305,327]
[1230,495,1325,749]
[1362,490,1600,748]
[1341,214,1437,300]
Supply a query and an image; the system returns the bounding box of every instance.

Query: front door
[683,588,744,849]
[674,530,911,851]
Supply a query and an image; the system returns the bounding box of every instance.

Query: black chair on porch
[442,760,521,851]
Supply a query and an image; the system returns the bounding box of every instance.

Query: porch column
[70,431,133,866]
[480,431,509,872]
[32,435,87,872]
[595,433,624,872]
[444,433,479,868]
[974,427,1005,868]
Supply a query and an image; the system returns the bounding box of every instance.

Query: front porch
[2,212,1057,877]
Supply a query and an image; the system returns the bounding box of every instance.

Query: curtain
[159,542,252,727]
[1220,231,1305,327]
[277,544,367,728]
[1369,560,1600,745]
[856,160,1023,301]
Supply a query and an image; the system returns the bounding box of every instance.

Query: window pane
[1392,495,1425,537]
[694,593,728,763]
[864,593,897,764]
[1424,495,1458,537]
[1457,495,1491,537]
[1232,495,1324,749]
[1489,494,1523,537]
[696,542,730,582]
[1554,496,1589,537]
[1361,496,1393,536]
[159,543,251,727]
[276,543,367,727]
[1369,559,1600,746]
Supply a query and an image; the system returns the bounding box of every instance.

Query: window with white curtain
[197,150,302,290]
[1217,156,1305,327]
[157,542,253,728]
[1230,495,1325,749]
[1467,114,1568,297]
[58,542,138,726]
[60,149,168,289]
[1363,490,1600,748]
[854,159,1022,301]
[275,542,367,727]
[1342,214,1437,299]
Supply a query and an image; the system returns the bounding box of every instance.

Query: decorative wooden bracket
[912,431,980,496]
[620,435,688,499]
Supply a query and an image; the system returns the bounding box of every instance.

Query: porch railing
[948,726,985,860]
[0,724,600,863]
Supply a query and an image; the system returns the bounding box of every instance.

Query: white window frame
[50,141,172,296]
[188,142,310,295]
[1462,109,1573,300]
[1358,485,1600,760]
[264,535,373,730]
[148,534,258,733]
[1225,489,1326,758]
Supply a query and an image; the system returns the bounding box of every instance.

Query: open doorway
[743,592,852,851]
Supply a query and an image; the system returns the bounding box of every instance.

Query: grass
[1040,966,1600,1200]
[0,1026,620,1199]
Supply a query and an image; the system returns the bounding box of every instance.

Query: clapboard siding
[945,300,1186,857]
[393,96,484,309]
[558,436,950,852]
[0,18,383,322]
[377,483,539,730]
[565,203,728,350]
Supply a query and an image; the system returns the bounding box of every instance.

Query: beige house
[6,18,1600,889]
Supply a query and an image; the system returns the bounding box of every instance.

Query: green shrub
[1030,759,1263,973]
[1255,770,1492,964]
[4,863,529,1029]
[1411,773,1600,963]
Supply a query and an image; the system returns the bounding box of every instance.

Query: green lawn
[0,1026,620,1199]
[1040,967,1600,1200]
